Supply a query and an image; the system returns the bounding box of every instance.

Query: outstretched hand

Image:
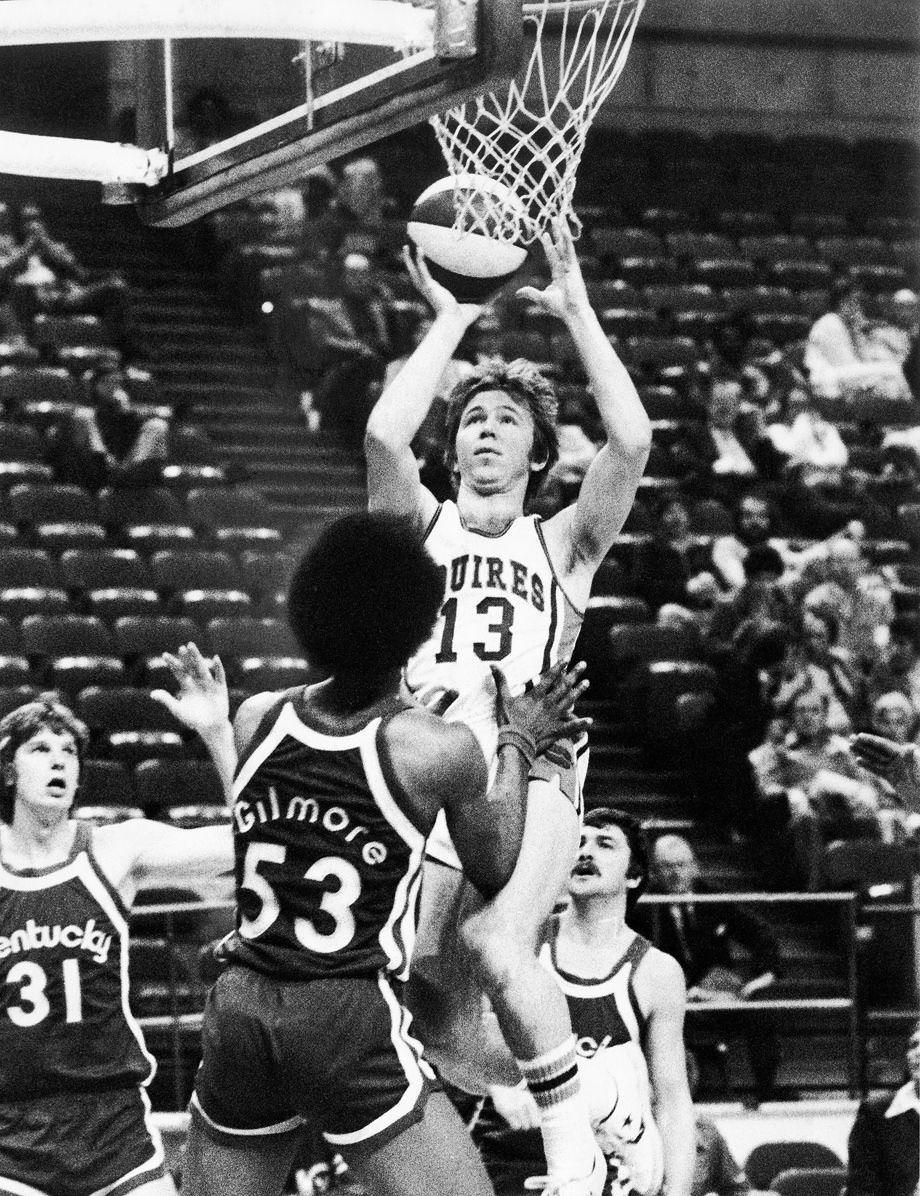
[851,732,918,786]
[516,217,591,321]
[151,642,230,741]
[492,660,591,759]
[402,244,483,329]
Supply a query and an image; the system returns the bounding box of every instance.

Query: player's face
[454,391,539,494]
[11,728,80,819]
[569,823,632,899]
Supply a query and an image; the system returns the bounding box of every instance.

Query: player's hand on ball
[151,642,230,738]
[402,245,483,327]
[489,1083,541,1130]
[516,216,591,321]
[493,659,592,757]
[851,732,917,784]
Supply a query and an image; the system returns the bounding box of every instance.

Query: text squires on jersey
[442,553,546,610]
[233,786,389,867]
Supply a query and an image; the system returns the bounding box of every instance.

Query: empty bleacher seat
[185,487,283,547]
[573,596,652,699]
[590,227,664,264]
[689,257,758,288]
[76,686,187,766]
[5,482,105,550]
[81,759,135,808]
[133,758,225,817]
[113,615,203,684]
[98,487,194,553]
[59,547,161,620]
[617,256,680,288]
[771,1168,847,1196]
[20,613,124,692]
[0,365,80,415]
[768,259,834,291]
[743,1142,843,1191]
[236,656,312,692]
[0,684,39,718]
[0,421,44,462]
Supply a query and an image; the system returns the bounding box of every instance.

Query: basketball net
[430,0,644,245]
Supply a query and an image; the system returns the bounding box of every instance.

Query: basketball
[407,174,529,303]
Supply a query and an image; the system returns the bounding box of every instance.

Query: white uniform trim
[323,974,425,1145]
[0,1177,49,1196]
[189,1092,303,1137]
[549,954,641,1045]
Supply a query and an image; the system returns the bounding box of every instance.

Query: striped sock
[517,1037,598,1181]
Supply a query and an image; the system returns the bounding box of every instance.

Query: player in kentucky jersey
[365,221,652,1195]
[177,513,592,1196]
[473,809,694,1196]
[0,694,233,1196]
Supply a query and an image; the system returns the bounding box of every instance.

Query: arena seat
[185,487,283,547]
[716,210,779,236]
[689,257,758,288]
[237,550,296,607]
[206,615,300,661]
[573,596,652,699]
[665,231,735,261]
[60,547,161,620]
[236,656,312,691]
[749,311,812,343]
[723,284,801,314]
[771,1167,847,1196]
[98,487,195,553]
[816,235,893,268]
[0,617,17,655]
[738,234,817,265]
[625,335,698,371]
[788,211,851,238]
[688,498,734,535]
[5,482,106,551]
[20,613,124,692]
[129,937,200,1017]
[617,256,681,287]
[589,279,642,309]
[744,1142,843,1190]
[76,686,187,766]
[0,684,39,718]
[81,759,135,808]
[133,758,224,816]
[599,307,659,338]
[0,365,80,413]
[607,625,704,680]
[643,283,723,313]
[0,546,62,588]
[149,549,243,594]
[0,585,70,621]
[768,259,834,291]
[590,226,664,265]
[671,309,725,339]
[849,262,909,293]
[113,615,204,685]
[0,421,44,462]
[639,206,694,233]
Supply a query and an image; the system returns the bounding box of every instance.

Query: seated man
[632,835,783,1105]
[843,1020,920,1196]
[749,687,882,889]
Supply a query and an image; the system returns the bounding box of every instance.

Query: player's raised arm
[364,247,481,526]
[523,220,652,569]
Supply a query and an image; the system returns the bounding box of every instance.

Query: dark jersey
[0,822,155,1099]
[223,690,427,983]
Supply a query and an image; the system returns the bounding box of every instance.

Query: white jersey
[406,501,584,760]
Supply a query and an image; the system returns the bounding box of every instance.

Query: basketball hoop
[431,0,645,244]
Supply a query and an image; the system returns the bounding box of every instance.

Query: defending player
[178,512,592,1196]
[0,693,233,1196]
[364,221,652,1194]
[471,808,694,1196]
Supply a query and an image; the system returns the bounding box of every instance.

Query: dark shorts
[192,967,434,1154]
[0,1087,166,1196]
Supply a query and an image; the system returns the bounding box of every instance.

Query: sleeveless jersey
[406,502,584,748]
[542,931,652,1057]
[0,822,156,1099]
[222,690,427,983]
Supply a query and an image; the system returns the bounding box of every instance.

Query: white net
[430,0,644,245]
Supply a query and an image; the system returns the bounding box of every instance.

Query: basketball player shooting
[365,220,653,1196]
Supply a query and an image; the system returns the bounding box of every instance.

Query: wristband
[496,725,538,768]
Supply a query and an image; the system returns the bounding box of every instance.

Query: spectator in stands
[862,690,920,842]
[532,420,600,518]
[307,252,396,443]
[804,276,909,404]
[765,382,849,487]
[870,287,920,366]
[866,615,920,713]
[707,544,791,659]
[710,492,792,594]
[671,376,784,503]
[633,835,784,1105]
[843,1019,919,1196]
[314,157,395,265]
[771,607,858,734]
[630,494,714,612]
[173,87,238,157]
[11,204,145,363]
[45,373,169,491]
[749,686,883,890]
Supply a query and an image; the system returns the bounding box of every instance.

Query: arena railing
[132,890,920,1108]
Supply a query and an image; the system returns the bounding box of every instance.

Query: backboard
[129,0,523,226]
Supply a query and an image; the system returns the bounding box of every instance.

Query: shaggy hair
[442,357,560,503]
[287,512,444,683]
[0,695,89,824]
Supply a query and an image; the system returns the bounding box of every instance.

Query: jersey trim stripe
[422,504,444,543]
[534,518,585,618]
[541,574,558,674]
[189,1091,303,1137]
[0,857,84,890]
[553,960,641,1043]
[88,1090,164,1196]
[0,1177,47,1196]
[360,730,425,978]
[75,855,158,1086]
[322,973,425,1146]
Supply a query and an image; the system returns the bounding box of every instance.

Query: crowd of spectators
[204,149,920,897]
